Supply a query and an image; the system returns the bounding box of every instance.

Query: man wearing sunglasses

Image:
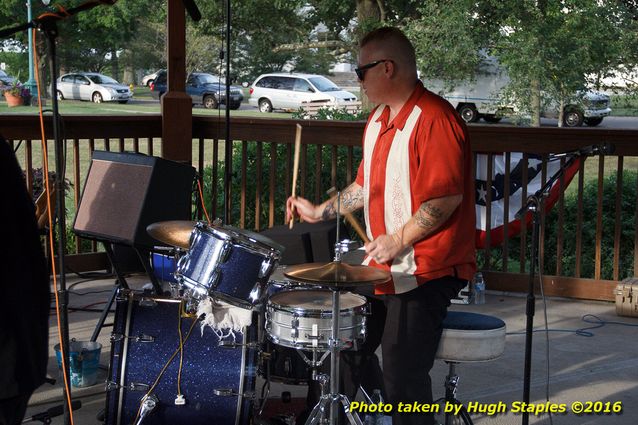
[287,26,475,425]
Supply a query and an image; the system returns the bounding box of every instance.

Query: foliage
[486,0,638,126]
[0,49,27,82]
[483,170,638,280]
[2,80,30,97]
[542,170,637,280]
[291,106,369,121]
[405,0,489,84]
[199,140,362,231]
[24,167,72,199]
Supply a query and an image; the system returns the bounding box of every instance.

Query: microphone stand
[515,153,579,425]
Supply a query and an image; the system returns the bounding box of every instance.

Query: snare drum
[176,223,283,308]
[266,289,367,351]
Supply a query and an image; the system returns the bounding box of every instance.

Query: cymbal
[146,220,197,249]
[284,262,390,288]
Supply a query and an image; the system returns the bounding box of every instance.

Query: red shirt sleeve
[411,111,467,206]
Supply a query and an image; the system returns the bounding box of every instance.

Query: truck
[422,57,611,127]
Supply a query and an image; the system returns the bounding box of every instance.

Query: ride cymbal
[284,262,390,288]
[146,220,197,249]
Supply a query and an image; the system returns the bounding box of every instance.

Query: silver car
[249,73,358,112]
[56,72,133,104]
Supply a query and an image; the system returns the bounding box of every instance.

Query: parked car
[150,70,244,109]
[0,70,16,86]
[141,70,160,87]
[248,73,358,113]
[56,73,132,104]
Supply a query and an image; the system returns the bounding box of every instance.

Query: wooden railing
[2,114,638,301]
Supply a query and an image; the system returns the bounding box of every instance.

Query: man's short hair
[360,26,416,67]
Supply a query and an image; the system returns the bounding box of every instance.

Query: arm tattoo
[414,202,445,230]
[321,201,337,221]
[341,186,364,212]
[322,183,364,221]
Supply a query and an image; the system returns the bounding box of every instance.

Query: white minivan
[249,73,358,112]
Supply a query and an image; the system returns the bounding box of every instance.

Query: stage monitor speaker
[260,225,313,265]
[73,151,196,248]
[293,220,349,262]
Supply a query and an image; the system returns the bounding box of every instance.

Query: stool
[435,311,506,425]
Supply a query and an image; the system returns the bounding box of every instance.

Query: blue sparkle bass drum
[105,290,257,425]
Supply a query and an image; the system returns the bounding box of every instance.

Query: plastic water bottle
[473,272,486,305]
[364,389,385,425]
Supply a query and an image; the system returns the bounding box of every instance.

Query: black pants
[0,393,31,425]
[380,277,465,425]
[306,276,465,425]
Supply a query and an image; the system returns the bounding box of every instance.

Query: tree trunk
[355,0,383,112]
[530,78,541,127]
[110,50,120,81]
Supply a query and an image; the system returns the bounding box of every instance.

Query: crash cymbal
[284,262,390,288]
[146,220,197,249]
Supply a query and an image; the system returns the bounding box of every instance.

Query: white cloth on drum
[196,297,252,339]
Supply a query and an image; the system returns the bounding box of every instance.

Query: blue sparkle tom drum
[176,223,283,308]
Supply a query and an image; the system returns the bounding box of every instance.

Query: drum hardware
[269,193,391,425]
[134,393,159,425]
[110,333,155,343]
[106,381,150,392]
[218,340,261,349]
[138,297,158,308]
[106,293,258,425]
[213,389,257,399]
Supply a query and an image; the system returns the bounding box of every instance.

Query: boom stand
[516,154,578,425]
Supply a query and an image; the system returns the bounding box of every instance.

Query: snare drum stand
[305,195,364,425]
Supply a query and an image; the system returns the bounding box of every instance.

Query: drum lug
[219,241,232,263]
[105,381,150,392]
[128,382,151,392]
[258,258,275,279]
[290,317,299,340]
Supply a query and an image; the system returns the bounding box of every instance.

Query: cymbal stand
[305,192,364,425]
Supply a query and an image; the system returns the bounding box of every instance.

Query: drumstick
[326,187,370,244]
[289,123,303,229]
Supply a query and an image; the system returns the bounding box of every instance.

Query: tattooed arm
[286,181,364,224]
[365,194,462,264]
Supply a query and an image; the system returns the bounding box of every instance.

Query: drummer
[286,26,476,425]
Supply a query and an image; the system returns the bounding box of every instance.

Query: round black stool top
[443,311,505,331]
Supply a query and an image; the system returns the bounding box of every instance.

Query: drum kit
[105,218,390,425]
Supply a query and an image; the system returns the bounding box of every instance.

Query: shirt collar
[375,81,425,131]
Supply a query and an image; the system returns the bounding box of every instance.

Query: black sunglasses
[355,59,391,81]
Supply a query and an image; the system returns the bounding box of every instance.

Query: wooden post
[161,0,192,163]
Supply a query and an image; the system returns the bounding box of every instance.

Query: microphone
[182,0,202,21]
[551,143,615,158]
[23,400,82,423]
